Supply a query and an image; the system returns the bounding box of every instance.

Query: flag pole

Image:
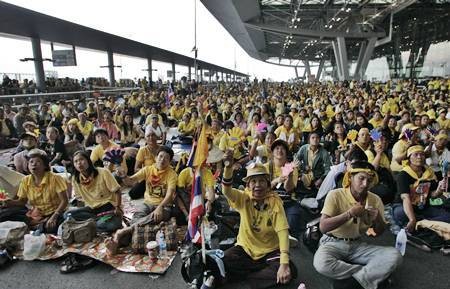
[193,0,198,82]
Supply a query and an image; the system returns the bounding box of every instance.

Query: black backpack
[181,247,223,289]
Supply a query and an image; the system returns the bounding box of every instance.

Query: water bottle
[395,228,407,256]
[298,283,307,289]
[156,230,168,259]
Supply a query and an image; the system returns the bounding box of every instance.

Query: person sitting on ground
[391,124,420,174]
[425,131,450,179]
[1,149,68,233]
[392,145,450,232]
[0,107,18,149]
[118,111,143,147]
[264,139,302,240]
[64,118,84,144]
[313,161,402,289]
[295,132,332,198]
[128,130,160,200]
[13,132,39,174]
[177,112,195,137]
[90,128,127,174]
[65,151,123,233]
[106,146,178,255]
[97,110,120,141]
[40,126,70,167]
[145,114,166,144]
[214,151,297,289]
[365,130,396,204]
[77,112,94,146]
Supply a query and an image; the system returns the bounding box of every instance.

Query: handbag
[131,224,159,254]
[61,218,96,245]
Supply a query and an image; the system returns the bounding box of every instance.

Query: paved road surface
[1,232,449,289]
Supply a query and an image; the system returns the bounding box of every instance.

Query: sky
[0,0,449,82]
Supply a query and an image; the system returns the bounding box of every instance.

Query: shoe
[60,254,97,274]
[289,235,299,248]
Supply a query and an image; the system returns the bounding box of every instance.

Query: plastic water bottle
[395,228,407,256]
[156,230,168,259]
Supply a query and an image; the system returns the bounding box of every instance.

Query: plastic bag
[23,233,46,260]
[0,221,27,247]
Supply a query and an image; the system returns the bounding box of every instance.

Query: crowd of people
[0,77,449,289]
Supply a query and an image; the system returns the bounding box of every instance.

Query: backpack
[181,247,223,289]
[302,217,322,253]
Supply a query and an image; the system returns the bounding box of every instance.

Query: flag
[166,84,174,108]
[192,125,209,167]
[187,168,204,243]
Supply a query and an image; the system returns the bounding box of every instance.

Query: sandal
[60,254,97,274]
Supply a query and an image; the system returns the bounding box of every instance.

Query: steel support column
[336,37,349,80]
[188,66,192,81]
[147,58,153,83]
[107,50,115,86]
[304,60,311,79]
[359,37,377,80]
[332,40,343,81]
[200,68,203,82]
[209,70,212,83]
[171,62,176,83]
[316,58,325,81]
[294,67,299,78]
[31,37,46,92]
[221,71,224,81]
[354,41,367,80]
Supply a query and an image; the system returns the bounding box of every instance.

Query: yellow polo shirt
[72,168,120,209]
[264,162,299,188]
[225,188,289,263]
[17,172,67,216]
[170,107,184,121]
[177,167,215,195]
[136,146,156,167]
[321,188,385,239]
[130,164,178,206]
[365,150,390,169]
[391,139,409,172]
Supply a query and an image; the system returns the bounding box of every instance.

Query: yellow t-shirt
[365,150,390,170]
[225,188,289,262]
[130,164,178,206]
[78,121,94,138]
[136,146,156,168]
[170,107,184,121]
[72,168,121,209]
[178,121,196,135]
[177,167,215,196]
[90,141,127,173]
[321,188,385,239]
[274,126,299,146]
[391,139,409,172]
[264,162,299,189]
[17,172,67,216]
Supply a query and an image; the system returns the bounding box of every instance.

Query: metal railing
[0,87,141,108]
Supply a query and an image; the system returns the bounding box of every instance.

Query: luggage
[61,218,96,245]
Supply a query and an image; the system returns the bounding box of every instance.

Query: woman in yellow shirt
[65,151,123,233]
[118,112,143,147]
[178,112,196,136]
[129,130,160,199]
[1,149,68,233]
[219,154,295,289]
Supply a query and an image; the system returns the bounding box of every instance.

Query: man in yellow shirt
[314,161,402,289]
[170,101,185,121]
[218,152,296,289]
[121,146,177,224]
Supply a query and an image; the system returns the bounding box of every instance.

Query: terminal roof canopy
[0,1,247,77]
[202,0,450,68]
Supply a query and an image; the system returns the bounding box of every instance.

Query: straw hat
[242,162,270,182]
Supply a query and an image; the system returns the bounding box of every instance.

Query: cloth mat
[36,235,177,274]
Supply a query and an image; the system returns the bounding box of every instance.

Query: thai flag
[166,84,174,107]
[187,168,204,243]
